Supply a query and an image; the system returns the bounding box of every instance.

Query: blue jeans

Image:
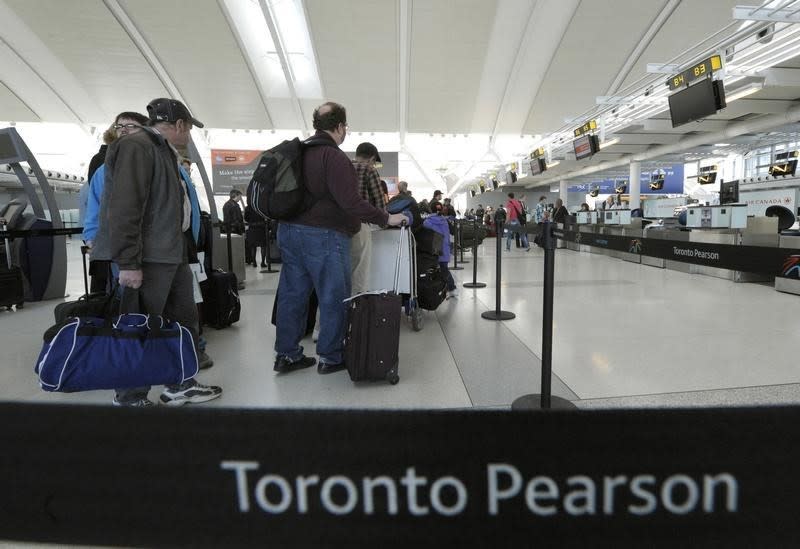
[505,220,529,250]
[275,223,351,365]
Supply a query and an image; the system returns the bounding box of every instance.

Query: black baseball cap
[146,98,204,128]
[355,142,381,163]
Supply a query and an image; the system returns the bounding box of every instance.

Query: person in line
[419,199,431,214]
[505,192,530,252]
[579,203,590,212]
[274,101,406,375]
[601,195,616,210]
[553,198,569,224]
[429,190,444,215]
[423,214,458,299]
[222,189,245,235]
[475,204,485,220]
[533,195,547,224]
[244,198,268,268]
[350,141,386,296]
[83,112,149,294]
[442,198,456,217]
[94,98,221,406]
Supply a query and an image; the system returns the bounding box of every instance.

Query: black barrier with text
[2,403,800,547]
[558,227,800,278]
[0,227,83,239]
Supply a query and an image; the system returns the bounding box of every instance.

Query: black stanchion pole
[512,222,575,410]
[260,220,279,274]
[458,221,469,263]
[464,218,485,289]
[451,220,464,271]
[481,218,514,321]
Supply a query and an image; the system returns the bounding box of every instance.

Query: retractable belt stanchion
[512,222,576,410]
[481,213,514,321]
[450,220,463,271]
[463,218,486,289]
[458,221,469,264]
[260,220,278,274]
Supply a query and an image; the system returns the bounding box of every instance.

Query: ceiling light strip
[258,0,308,135]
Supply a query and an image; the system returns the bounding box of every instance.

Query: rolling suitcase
[202,227,241,329]
[343,226,407,385]
[53,245,115,323]
[0,221,24,311]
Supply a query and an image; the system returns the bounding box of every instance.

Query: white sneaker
[312,328,320,343]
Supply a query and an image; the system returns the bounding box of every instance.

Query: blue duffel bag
[35,313,198,392]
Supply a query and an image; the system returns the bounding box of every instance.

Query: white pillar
[629,162,641,210]
[559,180,568,204]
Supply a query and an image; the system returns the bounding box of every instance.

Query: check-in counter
[775,231,800,295]
[643,226,690,270]
[688,217,778,282]
[599,209,632,225]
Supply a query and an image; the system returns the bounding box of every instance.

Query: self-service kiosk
[0,127,67,301]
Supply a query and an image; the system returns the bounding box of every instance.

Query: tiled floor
[3,236,800,410]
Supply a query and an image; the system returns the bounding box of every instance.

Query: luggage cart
[366,227,423,332]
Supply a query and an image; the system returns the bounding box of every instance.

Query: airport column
[629,162,641,210]
[559,180,568,202]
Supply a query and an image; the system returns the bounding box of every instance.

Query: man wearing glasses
[273,101,406,375]
[94,98,222,406]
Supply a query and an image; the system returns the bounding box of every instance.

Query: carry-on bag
[202,227,241,329]
[0,220,24,311]
[35,291,198,392]
[53,245,116,323]
[343,227,407,384]
[416,252,447,311]
[414,227,443,256]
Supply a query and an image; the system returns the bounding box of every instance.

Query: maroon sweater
[293,131,388,236]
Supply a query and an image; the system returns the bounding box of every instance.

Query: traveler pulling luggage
[343,226,410,385]
[0,219,24,311]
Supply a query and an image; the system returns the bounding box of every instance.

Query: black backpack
[246,136,331,221]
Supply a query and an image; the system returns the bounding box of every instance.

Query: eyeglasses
[114,123,140,130]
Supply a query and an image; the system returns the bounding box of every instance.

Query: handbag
[36,312,198,393]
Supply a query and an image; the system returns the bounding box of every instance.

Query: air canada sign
[741,189,797,216]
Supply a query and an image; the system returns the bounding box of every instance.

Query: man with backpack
[272,102,406,376]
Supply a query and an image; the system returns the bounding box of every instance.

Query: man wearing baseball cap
[97,97,221,406]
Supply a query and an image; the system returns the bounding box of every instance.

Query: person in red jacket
[505,192,530,252]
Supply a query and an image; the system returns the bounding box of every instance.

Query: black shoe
[317,362,346,375]
[261,262,268,268]
[274,355,316,374]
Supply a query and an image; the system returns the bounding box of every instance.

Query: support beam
[629,161,641,210]
[216,0,275,128]
[605,0,680,95]
[733,4,800,23]
[103,0,187,105]
[258,0,309,136]
[489,0,537,146]
[398,0,411,145]
[401,148,435,187]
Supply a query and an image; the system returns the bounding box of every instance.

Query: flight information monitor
[668,78,726,127]
[573,134,598,161]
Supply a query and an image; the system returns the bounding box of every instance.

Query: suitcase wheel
[16,302,23,309]
[387,370,399,385]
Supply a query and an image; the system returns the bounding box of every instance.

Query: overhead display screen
[573,135,596,161]
[529,158,544,176]
[668,78,725,128]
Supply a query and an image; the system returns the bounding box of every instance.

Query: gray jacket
[92,128,187,269]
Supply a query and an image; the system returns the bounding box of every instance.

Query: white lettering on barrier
[221,461,739,518]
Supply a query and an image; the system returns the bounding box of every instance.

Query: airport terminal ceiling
[1,0,800,196]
